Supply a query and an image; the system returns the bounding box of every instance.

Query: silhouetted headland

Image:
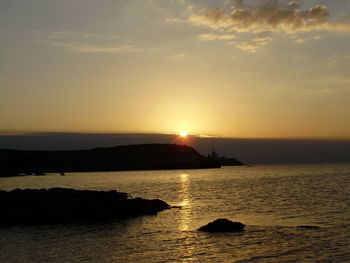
[0,188,170,224]
[0,144,230,177]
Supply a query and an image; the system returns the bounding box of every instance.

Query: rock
[0,188,170,225]
[198,218,245,232]
[297,225,320,229]
[0,172,20,177]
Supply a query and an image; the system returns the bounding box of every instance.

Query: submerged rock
[297,225,320,229]
[198,218,245,232]
[0,188,170,225]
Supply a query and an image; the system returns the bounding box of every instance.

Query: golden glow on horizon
[180,131,188,137]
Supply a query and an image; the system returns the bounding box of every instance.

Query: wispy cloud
[40,30,121,40]
[294,35,323,44]
[170,53,187,60]
[46,41,142,54]
[234,32,274,52]
[165,17,186,23]
[198,33,236,41]
[35,30,143,54]
[253,35,273,43]
[233,39,269,53]
[300,75,350,95]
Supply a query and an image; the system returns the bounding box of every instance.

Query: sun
[180,131,188,137]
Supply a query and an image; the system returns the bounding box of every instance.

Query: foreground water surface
[1,164,349,262]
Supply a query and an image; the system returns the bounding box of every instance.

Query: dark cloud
[190,0,350,33]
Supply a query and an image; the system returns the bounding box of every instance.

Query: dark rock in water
[198,218,245,232]
[0,172,20,177]
[0,188,170,225]
[297,225,320,229]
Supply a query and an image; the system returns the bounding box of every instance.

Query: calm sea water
[0,164,349,263]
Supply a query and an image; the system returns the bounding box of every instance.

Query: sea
[0,164,349,263]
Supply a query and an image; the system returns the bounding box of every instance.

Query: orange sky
[1,0,350,139]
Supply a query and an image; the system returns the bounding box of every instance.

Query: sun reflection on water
[179,173,191,231]
[178,173,197,262]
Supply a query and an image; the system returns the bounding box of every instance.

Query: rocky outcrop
[297,225,320,229]
[0,188,170,224]
[207,149,243,166]
[198,218,245,232]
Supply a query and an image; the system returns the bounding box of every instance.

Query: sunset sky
[1,0,350,138]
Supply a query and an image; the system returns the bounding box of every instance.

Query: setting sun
[180,131,188,137]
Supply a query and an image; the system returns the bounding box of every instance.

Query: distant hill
[0,144,221,176]
[2,133,349,164]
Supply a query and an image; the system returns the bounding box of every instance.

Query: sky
[1,0,350,139]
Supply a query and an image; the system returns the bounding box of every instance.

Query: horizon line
[0,131,350,141]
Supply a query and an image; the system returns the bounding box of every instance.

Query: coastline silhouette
[0,144,244,177]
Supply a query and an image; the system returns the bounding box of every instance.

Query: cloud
[253,35,272,42]
[35,30,143,54]
[165,17,186,23]
[47,41,142,54]
[170,53,187,60]
[185,1,350,52]
[198,33,236,41]
[233,39,269,53]
[189,0,350,33]
[324,54,350,67]
[41,30,120,40]
[294,35,323,44]
[301,75,350,95]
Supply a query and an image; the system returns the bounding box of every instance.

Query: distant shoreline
[1,133,349,164]
[0,166,224,178]
[0,144,242,177]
